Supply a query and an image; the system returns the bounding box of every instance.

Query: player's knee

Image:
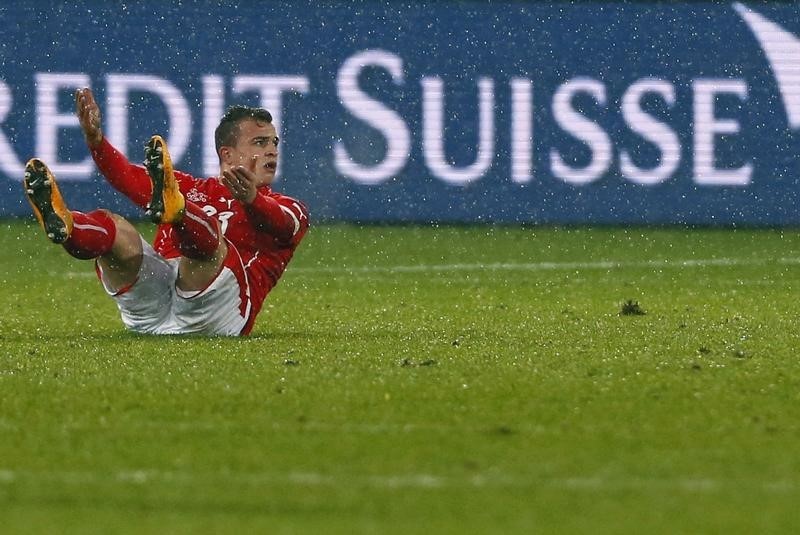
[106,212,128,226]
[86,209,125,231]
[92,213,140,260]
[104,212,138,236]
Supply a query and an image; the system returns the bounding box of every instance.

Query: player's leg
[94,213,144,290]
[24,157,179,334]
[171,244,252,336]
[144,135,227,292]
[23,158,143,290]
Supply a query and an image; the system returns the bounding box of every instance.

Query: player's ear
[219,147,232,164]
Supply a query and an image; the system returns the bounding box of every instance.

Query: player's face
[223,119,279,187]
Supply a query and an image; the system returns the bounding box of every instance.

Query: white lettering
[35,73,92,179]
[693,79,752,186]
[620,78,680,185]
[550,78,612,185]
[511,78,534,183]
[0,80,22,177]
[334,49,411,185]
[422,77,495,186]
[202,75,226,177]
[105,74,192,164]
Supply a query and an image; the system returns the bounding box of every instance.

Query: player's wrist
[86,131,104,148]
[243,190,262,206]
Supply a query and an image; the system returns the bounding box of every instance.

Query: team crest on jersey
[186,189,208,203]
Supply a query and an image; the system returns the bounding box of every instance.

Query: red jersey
[90,139,309,331]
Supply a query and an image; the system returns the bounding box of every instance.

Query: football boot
[144,135,185,224]
[23,158,73,244]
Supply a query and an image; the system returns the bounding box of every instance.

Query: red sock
[63,210,117,260]
[173,201,220,260]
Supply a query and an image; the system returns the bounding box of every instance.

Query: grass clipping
[620,299,646,316]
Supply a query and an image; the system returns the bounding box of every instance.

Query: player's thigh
[173,265,249,336]
[98,239,177,332]
[96,211,145,290]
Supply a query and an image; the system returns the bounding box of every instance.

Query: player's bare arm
[75,88,103,147]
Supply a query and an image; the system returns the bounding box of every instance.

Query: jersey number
[202,205,234,234]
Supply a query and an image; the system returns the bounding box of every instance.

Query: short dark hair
[214,105,273,155]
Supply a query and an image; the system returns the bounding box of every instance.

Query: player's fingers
[228,169,246,185]
[221,172,246,196]
[221,173,237,189]
[76,89,90,113]
[76,96,97,126]
[76,95,86,117]
[235,166,256,183]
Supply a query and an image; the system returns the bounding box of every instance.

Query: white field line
[291,256,800,274]
[59,256,800,279]
[0,422,795,493]
[0,467,795,493]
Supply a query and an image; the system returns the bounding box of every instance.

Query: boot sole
[144,137,167,224]
[24,160,70,244]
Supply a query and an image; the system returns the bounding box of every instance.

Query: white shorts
[97,238,251,336]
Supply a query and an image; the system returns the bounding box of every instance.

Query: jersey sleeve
[89,138,152,209]
[90,138,196,209]
[246,192,310,245]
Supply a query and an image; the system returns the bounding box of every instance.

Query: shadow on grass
[0,330,313,344]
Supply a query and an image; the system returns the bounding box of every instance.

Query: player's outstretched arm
[75,88,103,147]
[74,87,154,209]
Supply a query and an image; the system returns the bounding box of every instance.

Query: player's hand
[75,88,103,147]
[221,164,258,204]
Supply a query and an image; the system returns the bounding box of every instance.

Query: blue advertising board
[1,1,799,225]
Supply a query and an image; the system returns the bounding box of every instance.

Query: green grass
[2,219,800,534]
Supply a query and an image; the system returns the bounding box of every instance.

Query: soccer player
[22,88,309,336]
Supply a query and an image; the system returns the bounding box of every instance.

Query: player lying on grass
[23,88,309,336]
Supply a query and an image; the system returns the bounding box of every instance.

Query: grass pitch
[2,219,800,533]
